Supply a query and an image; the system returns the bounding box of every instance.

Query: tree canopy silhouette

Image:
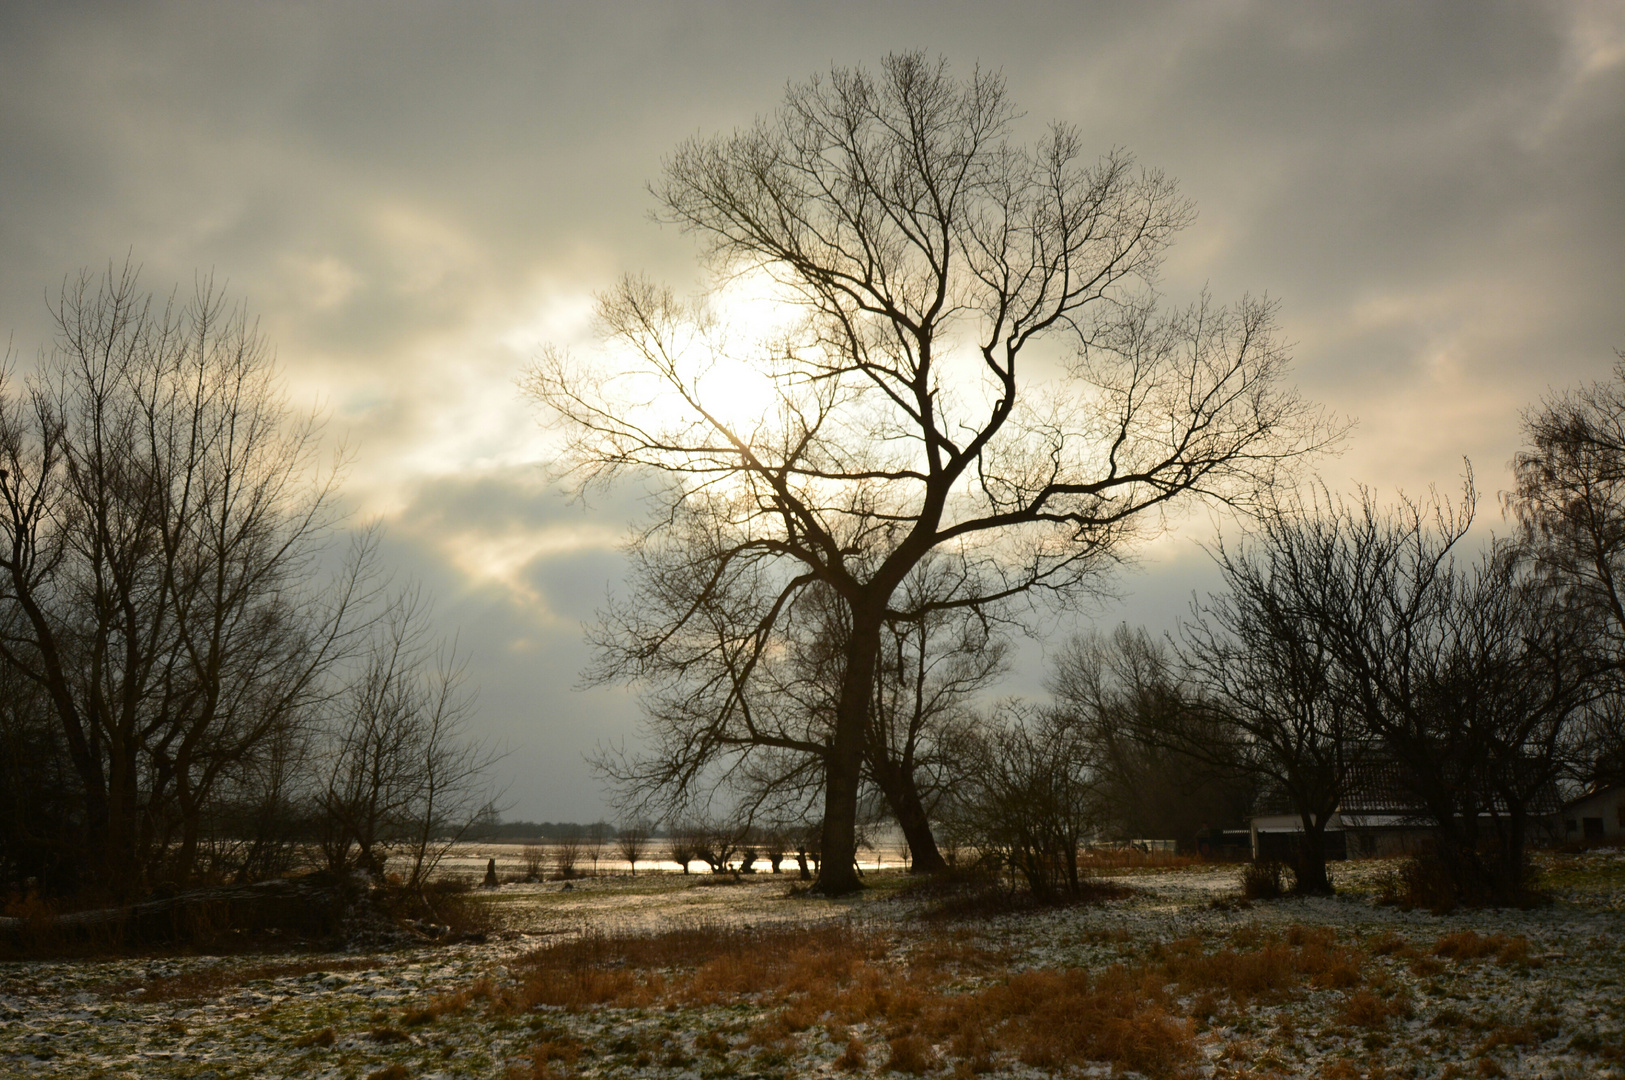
[528,53,1336,893]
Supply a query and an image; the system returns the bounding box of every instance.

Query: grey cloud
[1,1,1621,817]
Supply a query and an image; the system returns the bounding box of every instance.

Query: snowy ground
[2,851,1622,1079]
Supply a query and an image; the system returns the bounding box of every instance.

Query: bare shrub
[1241,860,1289,900]
[553,837,582,880]
[521,844,547,881]
[1375,855,1461,914]
[952,705,1100,901]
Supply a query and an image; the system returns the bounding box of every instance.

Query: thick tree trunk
[814,616,880,895]
[1293,812,1335,896]
[1491,806,1529,904]
[874,764,947,874]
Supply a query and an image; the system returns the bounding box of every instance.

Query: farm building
[1249,758,1563,860]
[1562,786,1625,842]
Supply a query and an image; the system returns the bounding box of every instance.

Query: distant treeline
[466,821,658,842]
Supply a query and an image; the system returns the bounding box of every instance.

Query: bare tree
[1049,626,1253,859]
[667,832,698,875]
[584,821,609,876]
[615,821,650,876]
[781,566,1008,873]
[530,54,1333,893]
[0,264,364,894]
[318,588,499,888]
[1264,481,1592,904]
[1508,353,1625,786]
[1172,514,1358,895]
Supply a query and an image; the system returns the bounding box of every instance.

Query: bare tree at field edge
[529,53,1337,894]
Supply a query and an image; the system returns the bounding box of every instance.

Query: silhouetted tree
[1264,481,1592,904]
[615,822,649,876]
[318,589,499,888]
[0,264,364,894]
[1049,627,1254,860]
[1173,515,1358,895]
[531,53,1333,893]
[1508,353,1625,787]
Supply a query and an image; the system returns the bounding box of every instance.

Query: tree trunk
[1491,804,1529,904]
[814,615,879,895]
[1293,812,1335,896]
[874,764,947,874]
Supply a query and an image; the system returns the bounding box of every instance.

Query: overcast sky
[2,2,1621,820]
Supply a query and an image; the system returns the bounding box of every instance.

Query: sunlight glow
[663,271,803,438]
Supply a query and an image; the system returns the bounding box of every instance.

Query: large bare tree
[529,54,1333,892]
[1257,483,1593,904]
[0,265,363,893]
[1508,354,1625,785]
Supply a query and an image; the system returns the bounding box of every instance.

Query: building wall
[1563,788,1625,841]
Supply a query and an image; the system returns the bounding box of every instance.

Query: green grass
[1536,852,1625,894]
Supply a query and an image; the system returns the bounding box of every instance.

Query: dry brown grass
[510,922,888,1011]
[1240,860,1289,900]
[496,919,1443,1079]
[293,1026,336,1048]
[834,1035,868,1071]
[933,965,1195,1077]
[1431,931,1539,967]
[401,977,501,1026]
[1156,924,1364,1003]
[507,920,1203,1078]
[1339,988,1413,1028]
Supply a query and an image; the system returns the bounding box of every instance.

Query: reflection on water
[428,839,914,882]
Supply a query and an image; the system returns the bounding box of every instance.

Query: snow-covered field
[3,851,1622,1079]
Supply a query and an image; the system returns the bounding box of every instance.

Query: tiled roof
[1339,756,1562,817]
